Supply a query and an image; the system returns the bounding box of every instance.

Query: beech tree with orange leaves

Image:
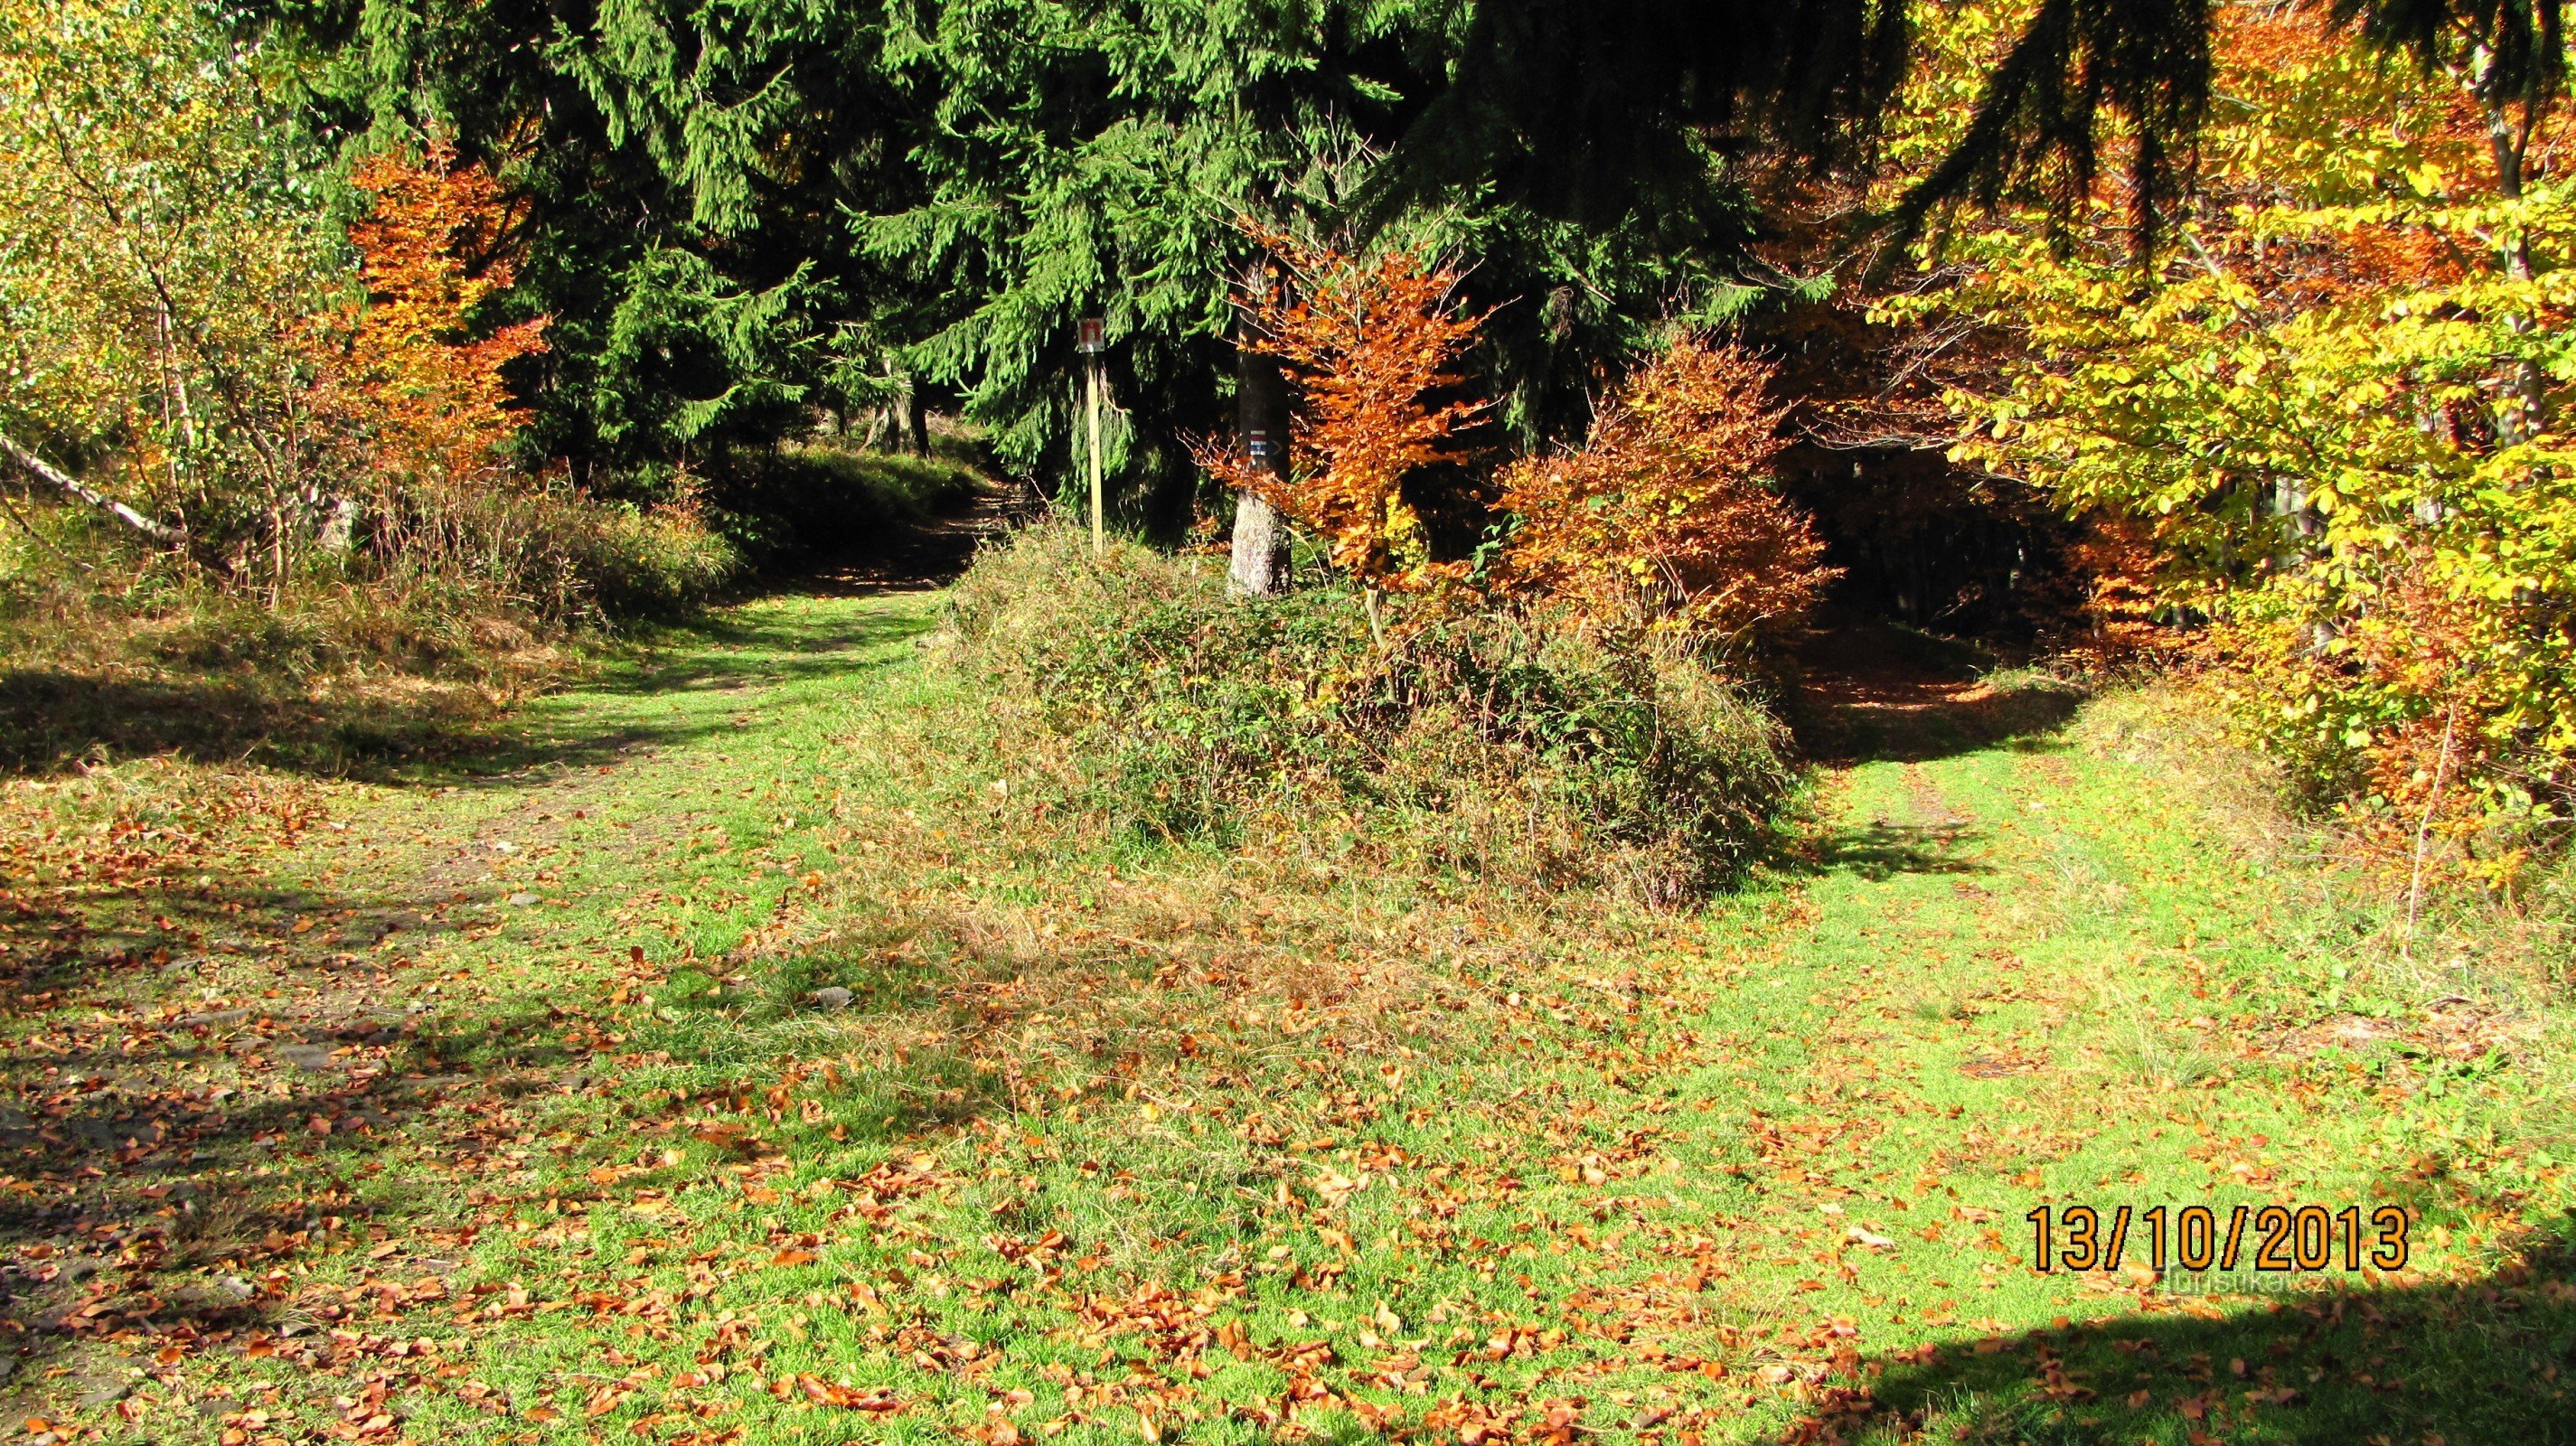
[1197,238,1488,627]
[327,149,546,491]
[306,147,549,571]
[1195,244,1838,654]
[1498,338,1835,643]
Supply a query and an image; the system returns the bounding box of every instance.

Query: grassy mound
[944,525,1799,905]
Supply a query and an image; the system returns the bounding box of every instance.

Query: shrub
[568,499,742,619]
[1497,337,1835,643]
[944,525,1798,904]
[332,476,738,625]
[536,493,741,621]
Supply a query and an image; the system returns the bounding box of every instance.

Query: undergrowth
[943,526,1800,906]
[2077,683,2576,1007]
[0,432,975,775]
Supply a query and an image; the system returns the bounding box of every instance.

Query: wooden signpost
[1076,317,1106,554]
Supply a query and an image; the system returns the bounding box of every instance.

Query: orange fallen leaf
[795,1376,902,1412]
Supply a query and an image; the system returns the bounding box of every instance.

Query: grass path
[9,588,2571,1446]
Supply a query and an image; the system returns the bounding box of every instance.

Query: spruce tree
[264,0,2563,547]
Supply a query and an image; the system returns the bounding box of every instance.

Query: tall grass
[0,482,738,773]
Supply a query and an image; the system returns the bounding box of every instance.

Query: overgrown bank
[944,528,1800,906]
[0,440,994,776]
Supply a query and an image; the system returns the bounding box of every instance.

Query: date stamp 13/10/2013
[2023,1203,2411,1277]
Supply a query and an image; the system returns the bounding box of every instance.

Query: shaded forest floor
[5,565,2572,1446]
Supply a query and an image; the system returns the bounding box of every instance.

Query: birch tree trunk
[0,430,178,542]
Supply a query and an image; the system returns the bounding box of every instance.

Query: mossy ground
[5,586,2571,1446]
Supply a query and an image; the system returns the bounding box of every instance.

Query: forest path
[11,577,2572,1446]
[1784,615,2085,765]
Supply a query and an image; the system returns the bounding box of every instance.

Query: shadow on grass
[0,861,599,1385]
[0,590,940,1399]
[1793,820,1996,880]
[0,592,935,784]
[1766,1234,2576,1445]
[1805,681,2086,765]
[0,874,1009,1364]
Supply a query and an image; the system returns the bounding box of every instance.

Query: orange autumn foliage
[318,146,547,488]
[1498,339,1834,640]
[1198,237,1486,590]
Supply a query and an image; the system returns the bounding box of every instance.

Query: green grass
[6,587,2571,1446]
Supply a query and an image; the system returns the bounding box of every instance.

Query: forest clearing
[8,0,2576,1441]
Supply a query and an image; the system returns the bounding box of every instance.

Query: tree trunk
[2456,48,2547,442]
[902,380,929,455]
[0,429,178,542]
[1227,324,1291,597]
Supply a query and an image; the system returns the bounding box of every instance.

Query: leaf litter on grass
[5,590,2571,1446]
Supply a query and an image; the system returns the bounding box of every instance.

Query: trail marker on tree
[1077,317,1107,554]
